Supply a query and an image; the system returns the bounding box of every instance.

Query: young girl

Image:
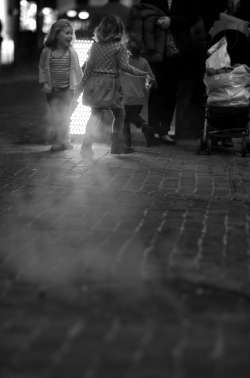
[39,19,83,152]
[76,15,153,155]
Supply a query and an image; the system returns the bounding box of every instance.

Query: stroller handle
[210,13,250,40]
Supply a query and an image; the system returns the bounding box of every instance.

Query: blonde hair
[44,19,74,47]
[94,15,127,43]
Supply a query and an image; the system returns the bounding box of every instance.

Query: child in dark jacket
[121,37,156,148]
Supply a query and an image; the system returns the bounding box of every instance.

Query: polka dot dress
[80,41,147,108]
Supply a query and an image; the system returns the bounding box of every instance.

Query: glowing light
[70,95,91,135]
[1,39,14,65]
[66,10,77,18]
[42,8,58,33]
[20,1,37,32]
[42,7,51,15]
[78,11,89,20]
[70,38,94,135]
[74,38,93,66]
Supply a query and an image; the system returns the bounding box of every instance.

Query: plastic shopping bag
[206,37,231,71]
[204,64,250,107]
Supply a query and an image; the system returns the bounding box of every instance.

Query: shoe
[111,133,134,154]
[222,138,233,147]
[123,139,132,148]
[63,141,74,150]
[160,135,176,144]
[122,145,134,154]
[110,146,121,155]
[50,142,65,152]
[110,133,123,155]
[110,145,134,155]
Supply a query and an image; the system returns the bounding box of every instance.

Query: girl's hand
[145,74,155,89]
[157,16,171,30]
[42,83,52,94]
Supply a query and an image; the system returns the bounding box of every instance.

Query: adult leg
[148,62,163,132]
[157,59,180,143]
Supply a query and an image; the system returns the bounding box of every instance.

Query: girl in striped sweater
[39,19,82,152]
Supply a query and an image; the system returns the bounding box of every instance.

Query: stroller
[197,13,250,156]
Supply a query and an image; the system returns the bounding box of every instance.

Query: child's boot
[81,134,94,156]
[124,134,132,148]
[110,133,134,155]
[110,133,122,154]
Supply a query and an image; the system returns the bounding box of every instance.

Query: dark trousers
[123,104,145,145]
[148,54,206,139]
[148,59,181,136]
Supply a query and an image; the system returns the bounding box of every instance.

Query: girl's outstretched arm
[118,44,149,77]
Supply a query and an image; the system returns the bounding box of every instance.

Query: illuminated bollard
[70,94,91,135]
[70,38,93,135]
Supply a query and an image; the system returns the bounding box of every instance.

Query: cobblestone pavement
[1,72,250,378]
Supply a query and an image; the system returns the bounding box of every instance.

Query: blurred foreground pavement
[1,65,250,378]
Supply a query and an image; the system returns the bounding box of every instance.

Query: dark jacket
[127,0,200,62]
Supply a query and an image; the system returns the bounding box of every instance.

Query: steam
[0,160,156,292]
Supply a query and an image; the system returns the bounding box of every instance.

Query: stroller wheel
[206,138,212,155]
[241,138,247,157]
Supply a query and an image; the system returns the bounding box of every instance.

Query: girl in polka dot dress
[76,15,154,155]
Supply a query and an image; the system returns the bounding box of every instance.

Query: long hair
[44,19,74,47]
[94,15,127,43]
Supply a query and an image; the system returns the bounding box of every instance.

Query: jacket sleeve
[38,48,47,84]
[117,44,148,77]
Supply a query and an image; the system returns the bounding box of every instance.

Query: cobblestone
[0,72,250,377]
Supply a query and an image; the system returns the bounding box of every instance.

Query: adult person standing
[127,0,203,143]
